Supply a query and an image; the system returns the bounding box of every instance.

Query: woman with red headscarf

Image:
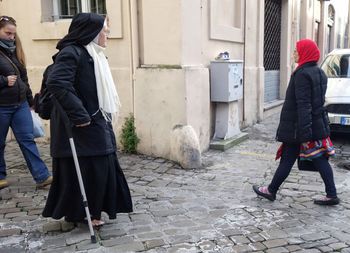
[253,39,339,205]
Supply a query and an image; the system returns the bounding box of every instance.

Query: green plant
[120,114,140,153]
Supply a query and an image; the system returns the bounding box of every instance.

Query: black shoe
[314,197,340,206]
[252,185,276,201]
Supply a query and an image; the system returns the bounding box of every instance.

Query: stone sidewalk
[1,113,350,253]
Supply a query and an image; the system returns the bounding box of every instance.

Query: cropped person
[0,16,52,189]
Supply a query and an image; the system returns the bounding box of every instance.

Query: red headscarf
[296,39,320,67]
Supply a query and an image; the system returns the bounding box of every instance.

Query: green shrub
[120,114,140,153]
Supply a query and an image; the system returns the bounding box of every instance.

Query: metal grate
[264,0,282,71]
[326,104,350,115]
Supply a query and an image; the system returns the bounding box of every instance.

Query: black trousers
[268,143,337,198]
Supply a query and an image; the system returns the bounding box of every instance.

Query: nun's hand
[76,121,91,127]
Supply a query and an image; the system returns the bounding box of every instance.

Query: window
[314,21,320,46]
[38,0,122,40]
[59,0,81,18]
[90,0,106,15]
[53,0,106,19]
[321,54,350,78]
[326,5,335,53]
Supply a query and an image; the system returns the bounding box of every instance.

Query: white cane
[52,96,96,243]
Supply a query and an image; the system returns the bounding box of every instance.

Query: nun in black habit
[42,13,133,227]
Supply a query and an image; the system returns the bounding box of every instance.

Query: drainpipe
[128,0,139,114]
[256,0,264,122]
[242,0,246,125]
[319,0,326,61]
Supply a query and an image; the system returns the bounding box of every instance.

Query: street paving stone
[1,113,350,252]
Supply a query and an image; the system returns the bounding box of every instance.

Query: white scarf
[84,42,121,122]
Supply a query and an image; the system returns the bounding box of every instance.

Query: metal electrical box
[210,60,243,102]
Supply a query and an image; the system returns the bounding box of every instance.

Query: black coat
[47,44,116,157]
[276,62,330,143]
[0,47,34,106]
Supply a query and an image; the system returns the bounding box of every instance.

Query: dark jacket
[0,47,33,106]
[276,62,330,143]
[47,44,116,157]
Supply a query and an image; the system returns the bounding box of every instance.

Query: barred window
[59,0,81,18]
[41,0,107,21]
[90,0,106,15]
[58,0,106,19]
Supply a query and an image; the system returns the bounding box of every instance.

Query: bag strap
[0,49,21,76]
[72,44,84,85]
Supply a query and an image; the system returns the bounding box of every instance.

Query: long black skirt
[42,153,133,222]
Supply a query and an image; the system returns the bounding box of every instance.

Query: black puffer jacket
[0,47,33,106]
[276,62,330,143]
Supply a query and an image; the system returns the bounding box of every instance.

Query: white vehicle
[321,49,350,132]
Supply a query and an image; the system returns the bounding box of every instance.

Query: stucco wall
[134,66,210,159]
[1,0,134,141]
[138,0,182,65]
[134,68,186,158]
[134,0,245,159]
[3,0,348,160]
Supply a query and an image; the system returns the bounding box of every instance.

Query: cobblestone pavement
[1,112,350,253]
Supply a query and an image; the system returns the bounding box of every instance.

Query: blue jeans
[268,143,337,198]
[0,101,51,183]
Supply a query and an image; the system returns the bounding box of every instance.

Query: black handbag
[298,156,330,172]
[297,158,318,172]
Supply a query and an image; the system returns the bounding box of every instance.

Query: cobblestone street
[1,113,350,253]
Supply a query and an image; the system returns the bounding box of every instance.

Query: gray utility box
[210,60,243,102]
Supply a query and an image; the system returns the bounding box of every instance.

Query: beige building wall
[134,0,247,158]
[134,0,210,158]
[279,0,294,101]
[1,0,134,141]
[134,0,314,158]
[244,0,264,124]
[2,0,349,160]
[310,0,350,61]
[300,0,315,40]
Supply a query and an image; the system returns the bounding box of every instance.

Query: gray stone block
[99,228,126,240]
[108,241,145,252]
[65,229,91,245]
[301,232,330,241]
[329,242,348,251]
[263,239,288,248]
[0,228,21,237]
[101,235,134,247]
[42,221,62,233]
[249,242,266,251]
[266,247,289,253]
[145,239,165,250]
